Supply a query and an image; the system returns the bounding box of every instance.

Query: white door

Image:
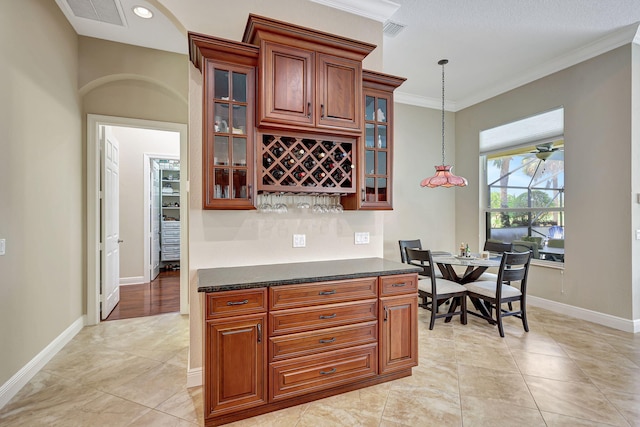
[101,126,120,320]
[150,159,161,280]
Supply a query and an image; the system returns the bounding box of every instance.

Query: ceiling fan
[531,142,562,161]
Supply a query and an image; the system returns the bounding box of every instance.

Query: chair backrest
[483,239,512,254]
[547,238,564,248]
[496,251,533,298]
[398,239,422,263]
[405,247,436,291]
[512,240,539,259]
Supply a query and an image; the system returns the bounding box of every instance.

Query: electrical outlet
[636,230,640,240]
[354,232,370,245]
[293,234,306,248]
[0,239,5,256]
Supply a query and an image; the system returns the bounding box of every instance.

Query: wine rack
[259,134,356,193]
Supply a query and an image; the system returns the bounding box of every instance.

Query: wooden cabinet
[190,18,406,208]
[204,288,268,418]
[201,273,416,426]
[188,33,259,210]
[206,314,267,415]
[243,14,374,136]
[378,274,418,374]
[343,71,406,211]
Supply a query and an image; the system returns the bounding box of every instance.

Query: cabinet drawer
[269,300,377,336]
[162,229,180,238]
[269,321,377,362]
[206,288,267,319]
[270,344,377,401]
[162,221,180,229]
[270,277,377,310]
[379,274,418,296]
[161,236,180,245]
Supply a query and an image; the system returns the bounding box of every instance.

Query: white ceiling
[56,0,640,111]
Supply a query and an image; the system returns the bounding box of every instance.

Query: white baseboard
[528,296,639,333]
[120,276,145,286]
[187,367,202,388]
[0,316,85,409]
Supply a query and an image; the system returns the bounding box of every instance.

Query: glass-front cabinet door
[204,61,255,209]
[361,90,392,209]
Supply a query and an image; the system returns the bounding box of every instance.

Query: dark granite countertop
[197,257,422,293]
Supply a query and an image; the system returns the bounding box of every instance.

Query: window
[481,108,565,263]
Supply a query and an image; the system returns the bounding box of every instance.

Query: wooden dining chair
[478,239,512,282]
[398,239,422,264]
[463,251,533,337]
[406,248,467,330]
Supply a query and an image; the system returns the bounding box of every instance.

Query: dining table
[431,254,502,321]
[431,254,502,285]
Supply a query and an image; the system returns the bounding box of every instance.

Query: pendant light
[420,59,468,188]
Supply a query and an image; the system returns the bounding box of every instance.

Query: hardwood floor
[105,270,180,321]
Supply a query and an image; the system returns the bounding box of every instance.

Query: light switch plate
[293,234,306,248]
[636,230,640,240]
[0,239,5,255]
[354,232,370,245]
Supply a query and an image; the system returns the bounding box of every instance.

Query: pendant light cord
[440,59,447,166]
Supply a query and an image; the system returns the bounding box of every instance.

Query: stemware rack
[258,133,356,194]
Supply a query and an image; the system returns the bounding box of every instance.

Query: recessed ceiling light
[133,6,153,19]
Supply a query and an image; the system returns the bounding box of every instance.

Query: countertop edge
[197,258,422,293]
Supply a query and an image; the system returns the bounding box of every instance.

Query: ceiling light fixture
[132,6,153,19]
[420,59,468,188]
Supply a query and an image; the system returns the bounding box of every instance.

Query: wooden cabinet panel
[379,295,418,374]
[269,299,377,336]
[317,54,361,130]
[206,313,267,416]
[269,321,377,362]
[269,344,378,401]
[379,274,418,297]
[262,42,314,126]
[269,277,377,310]
[206,288,267,319]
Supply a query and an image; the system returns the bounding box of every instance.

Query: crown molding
[454,22,640,111]
[309,0,400,22]
[394,91,457,112]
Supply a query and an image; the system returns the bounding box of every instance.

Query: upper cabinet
[243,14,375,136]
[342,71,406,210]
[189,34,259,210]
[190,16,405,210]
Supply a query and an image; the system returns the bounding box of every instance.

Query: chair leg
[429,297,437,330]
[444,298,459,323]
[496,302,505,337]
[521,299,529,332]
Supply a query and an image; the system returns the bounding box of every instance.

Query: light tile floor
[1,306,639,426]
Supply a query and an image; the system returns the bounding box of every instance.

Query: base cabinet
[206,314,267,416]
[202,273,417,426]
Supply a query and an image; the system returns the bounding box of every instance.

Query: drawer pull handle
[319,313,337,319]
[307,102,311,118]
[392,283,407,287]
[227,299,249,306]
[320,368,336,375]
[318,290,336,295]
[319,337,336,344]
[384,306,388,322]
[257,323,262,343]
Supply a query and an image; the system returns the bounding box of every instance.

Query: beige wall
[384,103,457,261]
[183,1,387,370]
[0,0,82,385]
[112,126,180,282]
[455,45,636,320]
[632,43,640,320]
